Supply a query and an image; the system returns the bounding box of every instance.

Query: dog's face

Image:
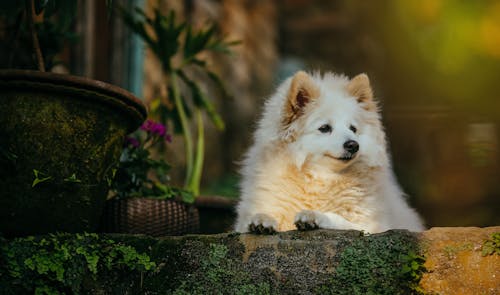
[280,71,386,172]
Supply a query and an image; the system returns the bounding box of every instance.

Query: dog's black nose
[343,140,359,154]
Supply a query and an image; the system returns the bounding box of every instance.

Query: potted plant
[120,5,238,197]
[0,0,147,237]
[100,119,198,237]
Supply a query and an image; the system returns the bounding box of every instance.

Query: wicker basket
[100,198,199,237]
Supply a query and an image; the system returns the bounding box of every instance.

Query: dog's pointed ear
[283,71,319,124]
[347,73,376,111]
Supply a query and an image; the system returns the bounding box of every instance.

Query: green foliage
[119,5,238,196]
[0,233,156,294]
[482,232,500,256]
[110,120,194,203]
[317,233,426,295]
[63,173,82,183]
[32,169,53,187]
[172,243,271,295]
[111,138,172,200]
[400,252,427,293]
[32,170,86,187]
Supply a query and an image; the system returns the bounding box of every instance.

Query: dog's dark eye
[318,124,332,134]
[349,125,357,133]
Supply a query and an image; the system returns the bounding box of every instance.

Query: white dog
[235,71,424,234]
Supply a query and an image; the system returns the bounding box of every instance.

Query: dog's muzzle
[336,140,359,162]
[343,140,359,154]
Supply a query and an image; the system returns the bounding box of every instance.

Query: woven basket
[100,198,199,237]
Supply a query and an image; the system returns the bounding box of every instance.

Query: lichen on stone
[442,243,473,259]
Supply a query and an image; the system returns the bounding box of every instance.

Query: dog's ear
[283,71,319,125]
[347,73,377,111]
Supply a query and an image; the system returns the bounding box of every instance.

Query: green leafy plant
[120,6,238,196]
[32,170,86,187]
[400,251,427,293]
[482,232,500,256]
[32,169,53,187]
[0,233,156,294]
[110,119,194,203]
[63,173,82,183]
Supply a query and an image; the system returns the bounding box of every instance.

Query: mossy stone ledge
[1,227,499,294]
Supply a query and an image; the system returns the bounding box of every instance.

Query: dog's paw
[248,213,278,234]
[294,210,321,231]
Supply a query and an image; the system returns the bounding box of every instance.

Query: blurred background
[2,0,499,228]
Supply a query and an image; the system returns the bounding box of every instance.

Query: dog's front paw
[248,213,278,234]
[294,210,321,231]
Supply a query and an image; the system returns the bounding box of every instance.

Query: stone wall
[2,227,499,294]
[420,227,499,294]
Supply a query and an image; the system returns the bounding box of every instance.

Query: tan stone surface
[420,226,500,295]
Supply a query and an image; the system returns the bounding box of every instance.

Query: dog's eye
[318,124,332,134]
[349,125,357,133]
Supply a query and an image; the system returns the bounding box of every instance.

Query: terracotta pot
[100,198,199,237]
[0,70,146,237]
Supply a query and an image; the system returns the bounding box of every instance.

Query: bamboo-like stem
[188,109,204,196]
[26,0,45,72]
[170,71,193,189]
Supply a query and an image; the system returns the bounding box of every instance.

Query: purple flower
[125,136,140,148]
[140,119,171,141]
[140,120,155,132]
[151,123,166,137]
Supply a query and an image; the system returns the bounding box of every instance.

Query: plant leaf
[205,69,231,100]
[178,70,225,131]
[183,23,216,60]
[32,169,53,187]
[119,6,157,54]
[63,173,82,183]
[179,190,195,204]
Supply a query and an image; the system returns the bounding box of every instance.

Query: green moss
[482,232,500,256]
[171,243,271,295]
[0,233,156,294]
[316,231,426,295]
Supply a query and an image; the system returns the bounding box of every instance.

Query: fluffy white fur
[235,71,424,233]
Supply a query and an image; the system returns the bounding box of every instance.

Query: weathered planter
[100,198,199,237]
[0,70,147,237]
